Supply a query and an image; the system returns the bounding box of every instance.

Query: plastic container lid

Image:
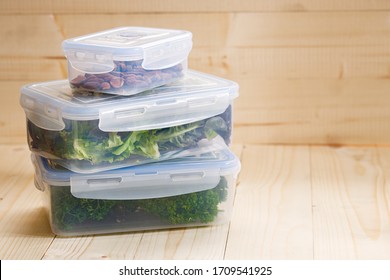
[62,26,193,73]
[32,148,241,200]
[20,70,239,132]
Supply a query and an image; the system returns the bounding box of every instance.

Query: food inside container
[62,26,192,95]
[20,70,239,173]
[32,148,241,236]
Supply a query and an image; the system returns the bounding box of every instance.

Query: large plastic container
[20,70,239,173]
[62,26,192,95]
[32,148,241,236]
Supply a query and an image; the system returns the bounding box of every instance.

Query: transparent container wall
[41,174,236,236]
[67,59,187,96]
[27,106,232,173]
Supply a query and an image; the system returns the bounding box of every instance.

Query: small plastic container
[32,148,241,236]
[20,70,239,173]
[62,26,192,95]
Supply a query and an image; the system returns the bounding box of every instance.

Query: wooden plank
[202,46,390,79]
[2,12,390,80]
[0,81,30,144]
[232,78,390,145]
[311,146,390,259]
[0,58,67,81]
[3,43,390,81]
[42,233,143,259]
[233,114,390,145]
[227,12,390,48]
[224,145,313,259]
[1,0,390,14]
[3,12,390,57]
[133,226,229,259]
[0,145,54,259]
[0,15,64,57]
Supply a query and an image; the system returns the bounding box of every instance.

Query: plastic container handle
[142,38,192,70]
[65,49,116,74]
[70,169,221,200]
[98,91,231,132]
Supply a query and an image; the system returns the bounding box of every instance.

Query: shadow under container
[62,26,192,95]
[32,148,241,236]
[20,70,239,173]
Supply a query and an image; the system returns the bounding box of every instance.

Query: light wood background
[2,0,390,145]
[1,0,390,260]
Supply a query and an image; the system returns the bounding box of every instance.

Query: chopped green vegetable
[50,177,229,232]
[27,106,232,166]
[138,177,228,224]
[51,186,117,229]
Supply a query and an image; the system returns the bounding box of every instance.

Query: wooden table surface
[1,143,390,260]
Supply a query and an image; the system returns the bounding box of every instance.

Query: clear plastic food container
[32,148,241,236]
[20,70,239,173]
[62,26,192,95]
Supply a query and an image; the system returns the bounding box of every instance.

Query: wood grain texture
[0,58,66,81]
[42,233,143,259]
[0,145,54,259]
[132,226,229,260]
[0,15,63,57]
[0,82,29,144]
[2,10,390,145]
[1,144,390,259]
[2,12,390,78]
[311,146,390,259]
[2,0,390,14]
[233,78,390,145]
[225,145,313,259]
[1,0,390,263]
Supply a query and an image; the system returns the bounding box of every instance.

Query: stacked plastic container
[20,27,241,236]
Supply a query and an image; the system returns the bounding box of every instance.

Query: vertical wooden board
[224,145,313,259]
[0,145,54,259]
[43,233,143,259]
[311,146,390,259]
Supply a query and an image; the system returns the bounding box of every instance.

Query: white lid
[20,70,239,132]
[62,26,193,72]
[32,148,240,200]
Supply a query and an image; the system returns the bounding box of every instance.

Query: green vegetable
[138,177,228,224]
[27,106,232,165]
[50,177,229,232]
[51,186,117,229]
